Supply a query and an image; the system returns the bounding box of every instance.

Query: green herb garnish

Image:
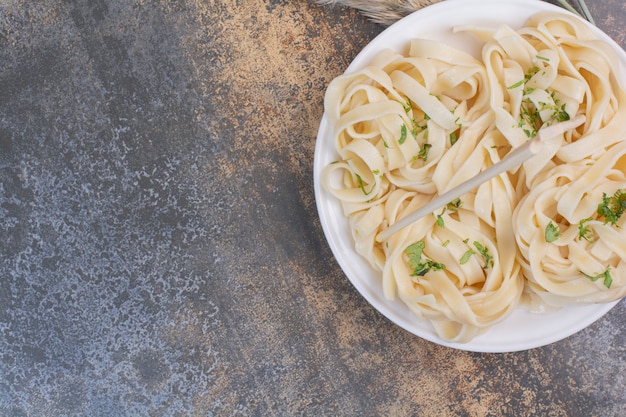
[405,241,425,264]
[549,91,570,122]
[411,118,423,137]
[405,241,446,276]
[402,96,413,113]
[355,173,373,196]
[446,198,462,212]
[399,124,408,145]
[507,66,540,90]
[556,107,570,122]
[597,190,626,225]
[578,217,594,241]
[450,131,458,146]
[519,100,541,138]
[523,87,535,96]
[434,198,462,229]
[517,90,569,139]
[436,214,445,228]
[545,221,561,243]
[473,241,494,269]
[581,266,613,289]
[418,143,432,161]
[459,249,475,265]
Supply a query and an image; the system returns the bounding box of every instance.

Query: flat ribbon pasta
[321,11,626,343]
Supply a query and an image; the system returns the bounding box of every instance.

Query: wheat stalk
[314,0,595,26]
[555,0,595,24]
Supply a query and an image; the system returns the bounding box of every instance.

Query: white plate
[314,0,623,352]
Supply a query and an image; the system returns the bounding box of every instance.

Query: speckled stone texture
[0,0,624,416]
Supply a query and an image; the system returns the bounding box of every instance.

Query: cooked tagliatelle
[321,12,626,343]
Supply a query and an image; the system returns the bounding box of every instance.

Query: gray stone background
[1,0,624,415]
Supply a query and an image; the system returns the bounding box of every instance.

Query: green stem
[577,0,595,25]
[554,0,581,16]
[554,0,595,25]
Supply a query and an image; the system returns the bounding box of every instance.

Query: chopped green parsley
[355,173,373,195]
[597,190,626,225]
[418,143,432,161]
[399,124,408,145]
[449,131,458,146]
[507,66,540,90]
[446,198,462,212]
[459,249,475,265]
[508,66,571,138]
[577,217,594,241]
[545,221,561,243]
[473,241,494,269]
[436,214,445,228]
[402,96,413,113]
[405,241,446,276]
[581,266,613,289]
[434,198,463,229]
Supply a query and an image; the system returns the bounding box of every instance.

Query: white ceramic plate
[314,0,623,352]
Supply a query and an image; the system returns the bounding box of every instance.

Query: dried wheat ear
[312,0,443,25]
[313,0,594,25]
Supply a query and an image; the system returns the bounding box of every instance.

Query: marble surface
[1,0,625,415]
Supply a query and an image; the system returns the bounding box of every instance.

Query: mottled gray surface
[0,0,625,416]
